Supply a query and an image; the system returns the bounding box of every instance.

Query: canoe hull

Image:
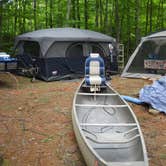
[72,80,148,166]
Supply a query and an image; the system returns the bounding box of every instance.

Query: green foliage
[0,0,165,58]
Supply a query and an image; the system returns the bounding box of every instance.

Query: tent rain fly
[15,28,117,81]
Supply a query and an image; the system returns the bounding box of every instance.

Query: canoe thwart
[77,92,117,96]
[80,123,137,127]
[83,128,140,144]
[75,104,127,108]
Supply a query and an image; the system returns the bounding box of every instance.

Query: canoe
[72,80,149,166]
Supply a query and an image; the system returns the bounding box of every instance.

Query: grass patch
[41,135,54,143]
[38,96,50,104]
[1,104,16,111]
[2,159,10,166]
[53,107,62,113]
[160,153,166,160]
[149,130,158,138]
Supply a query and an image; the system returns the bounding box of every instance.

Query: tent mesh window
[128,38,166,75]
[66,43,85,74]
[16,41,41,69]
[23,41,40,58]
[89,44,106,57]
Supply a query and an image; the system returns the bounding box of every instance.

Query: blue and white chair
[85,53,106,92]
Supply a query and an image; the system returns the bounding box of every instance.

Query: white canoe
[72,80,149,166]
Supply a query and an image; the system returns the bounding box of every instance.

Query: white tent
[122,30,166,78]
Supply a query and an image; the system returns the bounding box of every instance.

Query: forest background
[0,0,165,61]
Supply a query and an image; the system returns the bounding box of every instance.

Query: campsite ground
[0,74,165,166]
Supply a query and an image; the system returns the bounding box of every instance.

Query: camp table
[0,57,17,71]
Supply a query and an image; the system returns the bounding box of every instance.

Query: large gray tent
[15,28,117,81]
[122,30,166,78]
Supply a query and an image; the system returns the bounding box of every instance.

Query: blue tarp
[139,76,166,113]
[121,95,143,105]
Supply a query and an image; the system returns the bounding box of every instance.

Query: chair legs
[90,84,100,92]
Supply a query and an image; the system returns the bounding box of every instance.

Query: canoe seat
[83,128,139,144]
[85,53,106,92]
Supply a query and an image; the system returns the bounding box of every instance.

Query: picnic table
[0,53,18,88]
[0,52,17,70]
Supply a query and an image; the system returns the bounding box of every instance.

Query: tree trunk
[145,0,149,35]
[156,0,161,30]
[149,0,153,32]
[22,0,26,32]
[95,0,99,28]
[84,0,88,29]
[109,0,114,35]
[119,4,125,41]
[18,0,23,33]
[49,0,53,28]
[14,0,18,35]
[99,0,103,30]
[0,1,3,49]
[33,0,37,30]
[104,0,108,32]
[126,0,131,58]
[66,0,71,26]
[161,0,164,29]
[115,0,120,43]
[57,0,63,27]
[72,0,76,27]
[135,0,140,45]
[76,0,80,28]
[45,0,48,27]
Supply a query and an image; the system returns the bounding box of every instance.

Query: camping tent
[15,28,117,81]
[122,30,166,78]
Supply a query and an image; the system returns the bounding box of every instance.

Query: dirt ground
[0,74,165,166]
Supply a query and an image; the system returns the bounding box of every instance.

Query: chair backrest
[85,53,106,87]
[85,53,105,77]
